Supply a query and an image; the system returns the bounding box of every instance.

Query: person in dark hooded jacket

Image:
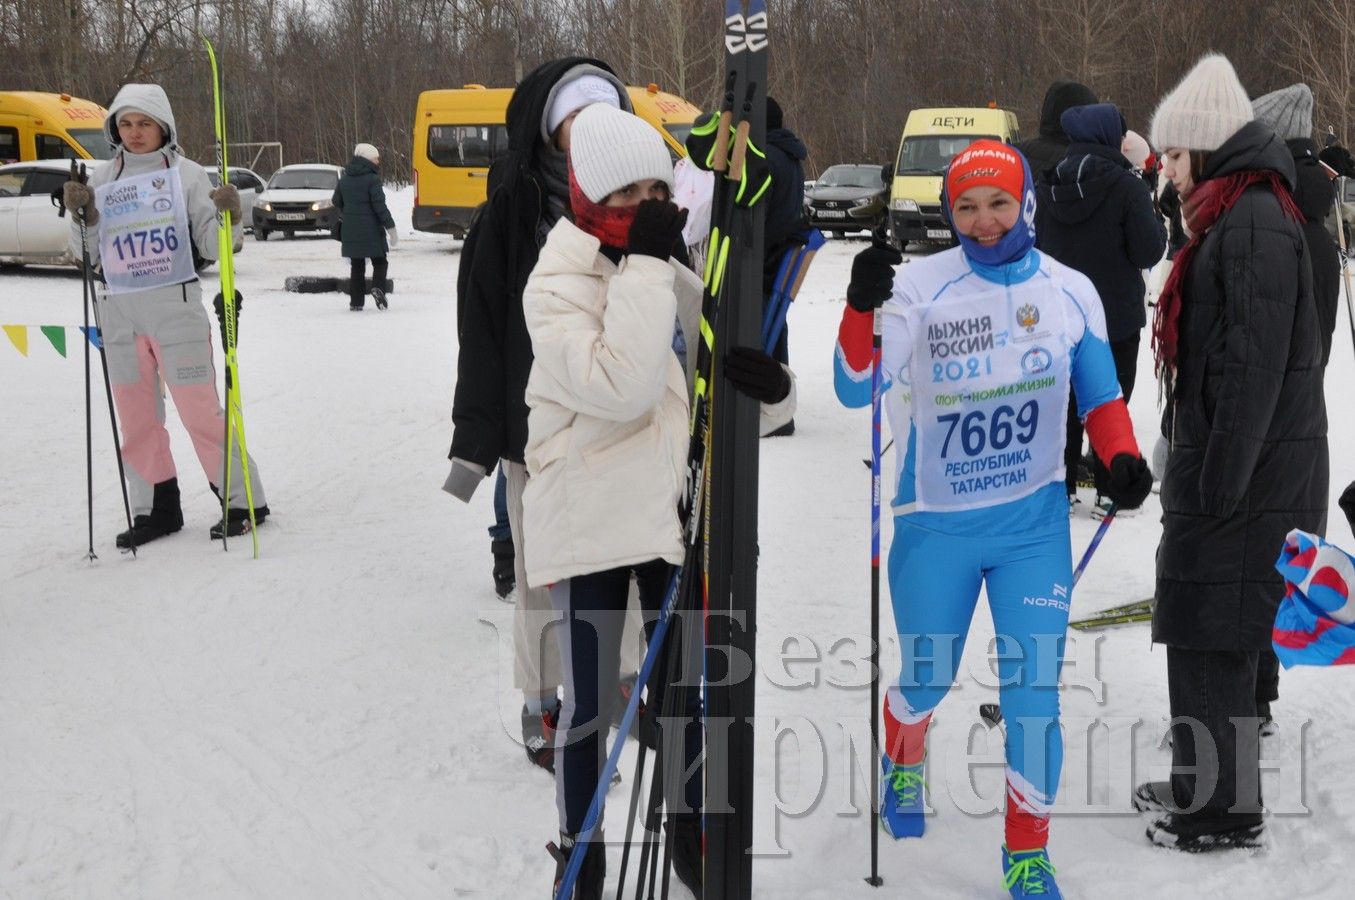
[1037,103,1167,508]
[333,143,397,311]
[443,57,637,776]
[1014,80,1099,184]
[1246,83,1342,740]
[1135,54,1328,854]
[1253,84,1341,366]
[761,96,810,402]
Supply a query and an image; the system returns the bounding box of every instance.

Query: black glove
[846,240,903,312]
[1106,453,1153,511]
[1157,183,1180,220]
[1339,480,1355,532]
[723,346,790,404]
[683,111,773,208]
[627,199,688,260]
[1319,144,1355,179]
[685,112,720,171]
[213,290,243,351]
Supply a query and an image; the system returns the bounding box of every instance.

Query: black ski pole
[866,306,884,887]
[58,162,97,560]
[70,162,137,556]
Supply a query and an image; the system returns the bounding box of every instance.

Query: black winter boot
[549,832,605,899]
[614,675,658,750]
[522,701,559,775]
[210,505,270,540]
[1146,811,1263,852]
[116,478,184,549]
[491,538,516,599]
[666,813,703,897]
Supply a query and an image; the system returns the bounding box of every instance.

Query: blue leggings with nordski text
[888,516,1072,809]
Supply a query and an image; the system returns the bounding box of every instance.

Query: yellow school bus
[0,92,111,163]
[888,106,1020,247]
[413,83,700,236]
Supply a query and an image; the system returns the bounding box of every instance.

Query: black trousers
[349,256,388,308]
[1166,646,1264,831]
[1065,333,1140,494]
[551,560,702,835]
[1256,647,1280,707]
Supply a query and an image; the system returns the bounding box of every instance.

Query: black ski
[705,2,769,898]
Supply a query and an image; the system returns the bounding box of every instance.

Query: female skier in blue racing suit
[834,140,1153,898]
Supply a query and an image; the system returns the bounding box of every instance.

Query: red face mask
[569,168,638,250]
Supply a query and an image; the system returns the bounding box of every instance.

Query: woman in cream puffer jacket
[521,216,695,587]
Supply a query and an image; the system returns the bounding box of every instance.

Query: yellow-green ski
[203,35,260,557]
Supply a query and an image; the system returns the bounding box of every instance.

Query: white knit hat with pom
[568,104,673,203]
[1150,54,1253,152]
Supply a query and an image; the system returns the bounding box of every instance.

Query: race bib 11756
[97,168,194,295]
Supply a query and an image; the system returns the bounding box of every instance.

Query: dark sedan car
[803,164,889,234]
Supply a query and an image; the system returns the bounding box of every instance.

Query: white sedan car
[0,160,93,267]
[252,164,344,240]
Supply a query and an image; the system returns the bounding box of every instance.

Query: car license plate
[926,228,951,239]
[276,212,306,221]
[817,210,846,219]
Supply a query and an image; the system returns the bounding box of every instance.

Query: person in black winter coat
[1014,80,1099,184]
[762,96,808,377]
[443,57,635,775]
[1139,54,1329,853]
[333,143,396,311]
[1254,84,1342,366]
[1036,103,1167,507]
[1249,83,1343,730]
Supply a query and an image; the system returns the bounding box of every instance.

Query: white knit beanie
[1252,83,1314,141]
[546,74,623,138]
[354,143,379,163]
[1121,130,1151,169]
[568,104,674,203]
[1150,54,1253,152]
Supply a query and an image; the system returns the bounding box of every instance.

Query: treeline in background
[3,0,1353,180]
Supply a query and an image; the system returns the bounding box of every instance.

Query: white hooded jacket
[70,83,219,284]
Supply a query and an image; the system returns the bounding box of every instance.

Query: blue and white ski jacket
[835,246,1126,537]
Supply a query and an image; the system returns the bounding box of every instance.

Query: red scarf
[1151,170,1304,396]
[568,168,637,250]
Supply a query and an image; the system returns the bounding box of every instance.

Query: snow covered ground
[1,187,1352,898]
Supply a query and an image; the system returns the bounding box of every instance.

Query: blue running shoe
[879,755,926,838]
[1001,846,1061,898]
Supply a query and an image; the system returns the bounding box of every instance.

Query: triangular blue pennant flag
[79,326,102,349]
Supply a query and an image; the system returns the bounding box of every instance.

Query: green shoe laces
[888,766,925,806]
[1003,851,1056,895]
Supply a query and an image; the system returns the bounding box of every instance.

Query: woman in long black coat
[1139,54,1328,853]
[333,142,396,310]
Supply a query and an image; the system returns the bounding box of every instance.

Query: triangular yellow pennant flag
[40,326,67,358]
[2,324,28,357]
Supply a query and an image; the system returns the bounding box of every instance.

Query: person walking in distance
[333,142,397,311]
